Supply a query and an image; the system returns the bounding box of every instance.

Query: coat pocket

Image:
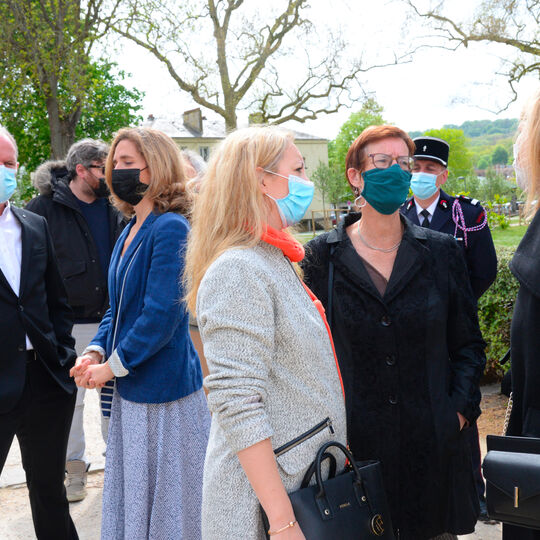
[274,417,335,477]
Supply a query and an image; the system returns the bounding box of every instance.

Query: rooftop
[143,115,327,141]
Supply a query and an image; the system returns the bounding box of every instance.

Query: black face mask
[92,177,110,199]
[111,168,149,206]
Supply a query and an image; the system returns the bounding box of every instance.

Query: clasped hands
[70,351,114,389]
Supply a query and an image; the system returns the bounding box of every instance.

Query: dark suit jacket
[400,189,497,298]
[0,206,76,414]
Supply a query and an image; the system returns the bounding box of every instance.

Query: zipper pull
[327,418,335,434]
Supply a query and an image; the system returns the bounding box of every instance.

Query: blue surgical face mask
[410,171,444,200]
[264,170,315,227]
[361,164,411,215]
[0,165,17,203]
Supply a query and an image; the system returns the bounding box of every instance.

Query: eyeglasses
[88,165,105,175]
[368,154,414,171]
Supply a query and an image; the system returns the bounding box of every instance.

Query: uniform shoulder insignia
[458,194,481,206]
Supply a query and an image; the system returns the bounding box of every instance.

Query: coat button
[389,395,398,405]
[380,315,391,327]
[386,355,396,366]
[95,286,100,291]
[18,345,24,352]
[18,305,24,312]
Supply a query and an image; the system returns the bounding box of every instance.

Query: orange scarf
[261,226,346,404]
[260,226,305,262]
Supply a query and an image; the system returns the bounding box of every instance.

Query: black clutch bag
[482,434,540,530]
[262,441,394,539]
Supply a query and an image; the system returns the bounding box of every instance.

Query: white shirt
[414,194,439,225]
[0,201,33,349]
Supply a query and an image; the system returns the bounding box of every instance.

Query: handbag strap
[502,391,513,436]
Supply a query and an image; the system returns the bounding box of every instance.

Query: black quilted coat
[302,213,486,540]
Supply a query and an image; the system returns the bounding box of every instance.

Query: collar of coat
[325,211,430,246]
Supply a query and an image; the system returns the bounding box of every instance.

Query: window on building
[199,146,210,161]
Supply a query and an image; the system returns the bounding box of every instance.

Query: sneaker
[65,460,88,502]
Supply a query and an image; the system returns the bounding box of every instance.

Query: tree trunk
[45,97,78,159]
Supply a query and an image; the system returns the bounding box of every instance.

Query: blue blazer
[90,211,202,403]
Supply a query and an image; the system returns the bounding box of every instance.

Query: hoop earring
[354,195,366,209]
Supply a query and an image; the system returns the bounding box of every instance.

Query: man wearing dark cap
[401,136,497,298]
[401,135,497,520]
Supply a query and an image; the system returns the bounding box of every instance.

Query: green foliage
[329,98,384,176]
[481,167,514,201]
[311,161,350,207]
[422,127,473,179]
[478,247,520,380]
[0,0,120,158]
[446,119,519,139]
[491,144,509,165]
[1,60,143,174]
[477,157,490,169]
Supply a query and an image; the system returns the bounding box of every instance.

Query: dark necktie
[420,209,431,228]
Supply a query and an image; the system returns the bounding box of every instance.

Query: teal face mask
[410,171,443,200]
[264,170,315,227]
[0,165,17,203]
[361,164,411,215]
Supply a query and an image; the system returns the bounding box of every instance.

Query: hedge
[477,246,520,381]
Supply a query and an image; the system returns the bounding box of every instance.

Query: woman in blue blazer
[71,127,210,540]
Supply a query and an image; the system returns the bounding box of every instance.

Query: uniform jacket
[26,162,125,322]
[90,211,203,404]
[197,242,347,540]
[302,213,486,540]
[400,189,497,298]
[0,207,76,414]
[508,209,540,438]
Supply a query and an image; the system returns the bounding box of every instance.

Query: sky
[109,0,539,140]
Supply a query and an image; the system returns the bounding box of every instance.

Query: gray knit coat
[197,241,347,540]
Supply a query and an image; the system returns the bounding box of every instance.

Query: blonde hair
[184,126,295,314]
[520,88,540,215]
[106,127,189,217]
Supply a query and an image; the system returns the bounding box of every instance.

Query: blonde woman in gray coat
[184,126,347,540]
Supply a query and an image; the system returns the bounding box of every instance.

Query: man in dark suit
[401,136,497,520]
[0,127,79,539]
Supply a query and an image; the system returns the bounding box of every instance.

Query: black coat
[401,190,497,299]
[302,213,486,540]
[0,207,76,414]
[26,175,125,322]
[503,210,540,540]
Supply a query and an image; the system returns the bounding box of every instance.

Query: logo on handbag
[371,514,385,536]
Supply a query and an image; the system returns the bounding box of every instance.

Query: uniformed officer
[401,136,497,299]
[401,136,497,520]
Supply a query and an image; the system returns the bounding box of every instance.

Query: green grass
[491,225,527,248]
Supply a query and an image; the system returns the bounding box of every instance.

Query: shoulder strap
[327,244,336,330]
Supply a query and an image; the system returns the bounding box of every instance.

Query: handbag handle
[314,441,362,499]
[301,452,337,489]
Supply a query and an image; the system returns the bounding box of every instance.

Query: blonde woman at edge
[184,126,347,540]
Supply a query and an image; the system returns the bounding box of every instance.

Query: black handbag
[482,434,540,530]
[262,441,394,539]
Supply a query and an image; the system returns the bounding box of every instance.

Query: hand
[457,412,468,430]
[86,362,114,388]
[70,352,101,378]
[71,353,101,388]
